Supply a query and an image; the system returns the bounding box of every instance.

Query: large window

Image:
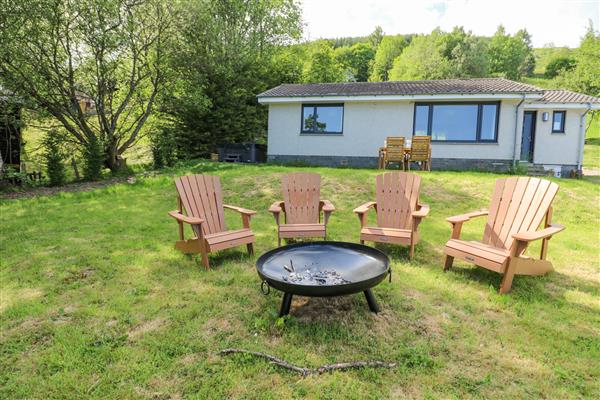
[301,104,343,134]
[413,102,500,142]
[552,111,565,133]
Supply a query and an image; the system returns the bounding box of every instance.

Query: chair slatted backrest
[482,177,559,250]
[375,172,422,229]
[281,172,321,224]
[410,136,431,162]
[174,175,226,236]
[385,137,405,163]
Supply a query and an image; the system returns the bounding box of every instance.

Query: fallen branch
[219,348,397,376]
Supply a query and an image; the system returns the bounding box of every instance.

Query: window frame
[551,110,566,134]
[412,101,501,143]
[300,103,344,135]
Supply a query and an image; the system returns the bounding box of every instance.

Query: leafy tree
[368,26,384,48]
[545,57,577,78]
[0,0,173,172]
[335,43,375,82]
[271,46,306,84]
[515,29,536,76]
[302,41,345,83]
[165,0,302,157]
[389,31,452,80]
[369,35,408,81]
[488,26,535,79]
[440,27,489,77]
[82,137,104,181]
[42,132,66,186]
[557,23,600,96]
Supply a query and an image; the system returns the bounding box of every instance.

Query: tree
[515,29,536,76]
[488,26,535,79]
[557,23,600,96]
[368,26,384,49]
[335,43,375,82]
[0,0,173,172]
[389,31,452,81]
[302,41,345,83]
[42,132,66,186]
[369,35,408,81]
[164,0,302,157]
[440,27,489,77]
[545,57,576,78]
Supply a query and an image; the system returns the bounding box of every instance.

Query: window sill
[299,133,344,136]
[551,131,565,134]
[431,141,499,144]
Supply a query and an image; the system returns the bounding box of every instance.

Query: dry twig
[219,348,397,376]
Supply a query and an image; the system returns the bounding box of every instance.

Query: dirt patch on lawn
[0,287,44,313]
[291,296,359,323]
[127,318,167,341]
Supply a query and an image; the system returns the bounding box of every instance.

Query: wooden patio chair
[407,136,431,171]
[168,175,256,269]
[383,137,406,170]
[269,172,335,246]
[353,172,430,259]
[444,177,564,294]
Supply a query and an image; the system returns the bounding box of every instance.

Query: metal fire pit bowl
[256,241,390,316]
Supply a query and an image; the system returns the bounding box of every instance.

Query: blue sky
[301,0,600,47]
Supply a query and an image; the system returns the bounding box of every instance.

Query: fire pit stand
[256,241,390,317]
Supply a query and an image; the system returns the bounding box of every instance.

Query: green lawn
[1,162,599,399]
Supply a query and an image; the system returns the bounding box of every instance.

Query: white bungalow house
[257,78,599,176]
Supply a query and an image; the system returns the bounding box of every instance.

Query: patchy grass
[1,162,599,399]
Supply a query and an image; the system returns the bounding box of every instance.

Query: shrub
[42,132,66,186]
[82,138,104,181]
[545,57,576,78]
[150,128,177,169]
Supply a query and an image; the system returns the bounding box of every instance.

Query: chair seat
[360,226,415,245]
[445,239,509,272]
[279,223,326,238]
[205,229,254,251]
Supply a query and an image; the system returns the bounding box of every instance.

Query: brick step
[526,164,554,177]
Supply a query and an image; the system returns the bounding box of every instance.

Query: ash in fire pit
[282,259,350,285]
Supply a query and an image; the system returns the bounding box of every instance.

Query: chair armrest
[446,210,488,224]
[269,201,284,214]
[168,210,204,225]
[353,201,376,214]
[223,204,257,216]
[320,200,335,212]
[512,224,565,242]
[412,204,430,218]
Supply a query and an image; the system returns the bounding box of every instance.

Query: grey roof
[537,89,599,104]
[258,78,543,98]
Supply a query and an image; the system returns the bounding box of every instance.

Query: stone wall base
[267,155,578,176]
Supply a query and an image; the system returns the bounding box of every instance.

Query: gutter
[512,95,526,167]
[577,103,592,175]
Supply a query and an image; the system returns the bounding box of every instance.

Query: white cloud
[301,0,600,47]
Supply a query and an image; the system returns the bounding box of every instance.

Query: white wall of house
[524,108,586,166]
[267,99,524,161]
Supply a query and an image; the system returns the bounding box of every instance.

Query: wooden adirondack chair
[269,172,335,246]
[444,177,565,293]
[384,137,406,170]
[407,136,431,171]
[168,175,256,269]
[354,172,430,258]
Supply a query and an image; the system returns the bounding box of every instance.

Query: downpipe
[512,95,526,168]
